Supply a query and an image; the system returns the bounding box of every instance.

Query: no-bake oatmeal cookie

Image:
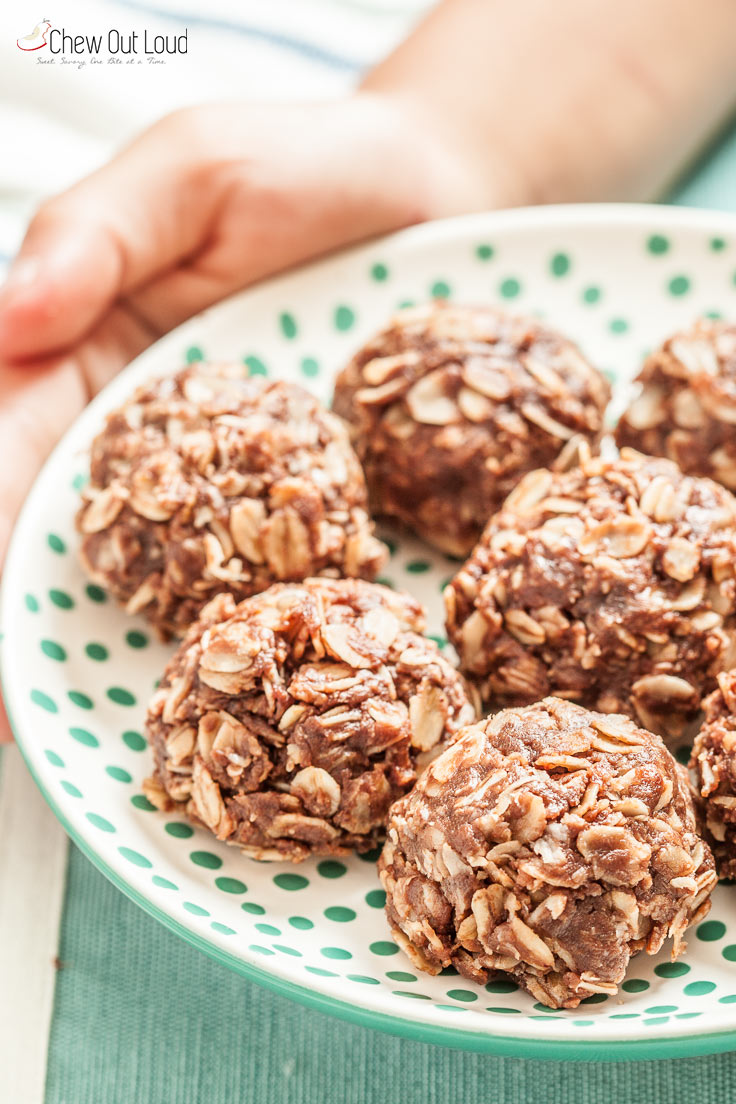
[144,578,478,860]
[445,446,736,740]
[77,363,386,636]
[690,669,736,879]
[379,698,716,1008]
[616,319,736,489]
[333,302,610,557]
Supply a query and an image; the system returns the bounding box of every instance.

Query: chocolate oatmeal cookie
[445,446,736,740]
[77,363,386,637]
[616,319,736,489]
[333,302,610,556]
[144,578,478,860]
[379,698,716,1008]
[690,670,736,878]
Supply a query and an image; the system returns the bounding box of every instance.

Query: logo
[17,19,51,51]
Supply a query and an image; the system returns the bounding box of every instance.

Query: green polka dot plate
[6,205,736,1059]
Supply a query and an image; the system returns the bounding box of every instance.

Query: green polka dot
[386,971,416,983]
[72,472,88,492]
[365,889,386,909]
[273,873,308,891]
[123,730,145,752]
[668,275,690,296]
[581,993,608,1005]
[69,727,98,747]
[250,944,274,956]
[335,305,355,331]
[609,318,629,334]
[397,299,414,311]
[430,280,451,299]
[485,979,518,994]
[711,237,726,251]
[697,920,726,942]
[499,277,521,299]
[45,750,64,768]
[125,631,148,650]
[68,691,93,710]
[324,907,356,923]
[317,860,347,879]
[255,923,281,936]
[305,966,336,977]
[183,902,209,917]
[675,1012,702,1020]
[152,875,178,890]
[582,286,601,304]
[476,244,494,261]
[533,1003,558,1014]
[706,309,723,320]
[190,851,222,870]
[647,234,669,255]
[721,945,736,961]
[645,1005,677,1014]
[118,847,152,868]
[61,780,82,798]
[279,313,297,340]
[165,822,194,839]
[684,981,716,996]
[86,812,115,832]
[31,689,57,713]
[301,357,319,378]
[107,686,136,707]
[321,946,352,960]
[370,941,399,956]
[273,944,301,957]
[244,355,267,376]
[241,902,266,915]
[348,975,380,985]
[371,262,389,281]
[622,979,649,993]
[550,252,570,277]
[643,1017,669,1026]
[41,639,66,662]
[375,577,395,590]
[85,643,108,661]
[572,1021,594,1027]
[357,847,382,864]
[288,916,313,930]
[447,989,478,1003]
[106,766,132,783]
[655,961,690,978]
[131,795,156,811]
[48,589,73,610]
[487,1007,521,1015]
[720,994,736,1004]
[610,1014,639,1020]
[85,584,107,603]
[25,594,39,612]
[675,745,690,766]
[215,877,247,895]
[393,991,429,1000]
[428,634,447,649]
[185,345,204,363]
[47,533,66,554]
[406,560,431,574]
[440,965,459,977]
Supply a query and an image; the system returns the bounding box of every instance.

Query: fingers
[0,111,217,363]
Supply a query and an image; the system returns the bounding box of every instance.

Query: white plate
[5,204,736,1060]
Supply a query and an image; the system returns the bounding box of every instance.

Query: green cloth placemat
[43,123,736,1104]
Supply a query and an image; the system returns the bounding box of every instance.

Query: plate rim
[6,201,736,1060]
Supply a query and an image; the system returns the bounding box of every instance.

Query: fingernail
[0,255,41,301]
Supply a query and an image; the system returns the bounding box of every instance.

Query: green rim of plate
[7,203,736,1060]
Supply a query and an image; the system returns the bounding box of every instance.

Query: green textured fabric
[43,127,736,1103]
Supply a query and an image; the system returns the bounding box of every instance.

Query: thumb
[0,214,123,361]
